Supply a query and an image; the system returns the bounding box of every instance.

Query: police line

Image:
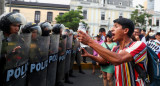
[5,53,59,82]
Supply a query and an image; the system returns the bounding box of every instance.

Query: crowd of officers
[0,12,85,86]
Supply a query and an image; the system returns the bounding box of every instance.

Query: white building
[70,0,134,36]
[147,0,160,12]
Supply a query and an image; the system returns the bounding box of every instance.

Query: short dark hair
[105,31,112,38]
[96,34,101,38]
[113,18,134,37]
[142,29,146,32]
[135,28,141,32]
[99,28,106,32]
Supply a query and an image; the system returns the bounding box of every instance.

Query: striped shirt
[114,41,147,86]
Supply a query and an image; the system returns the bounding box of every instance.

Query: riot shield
[65,34,73,73]
[47,34,60,86]
[27,36,50,86]
[0,33,31,86]
[70,38,79,71]
[0,31,3,58]
[56,36,67,85]
[75,41,81,67]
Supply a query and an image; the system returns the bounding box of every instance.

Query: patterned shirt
[114,41,147,86]
[147,40,160,59]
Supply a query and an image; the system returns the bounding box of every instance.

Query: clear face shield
[8,13,27,33]
[8,13,27,25]
[0,12,27,34]
[39,22,52,36]
[31,25,42,39]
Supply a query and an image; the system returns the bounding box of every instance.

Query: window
[101,12,105,20]
[83,10,87,19]
[119,2,122,5]
[87,0,92,1]
[149,19,152,25]
[34,11,40,23]
[12,9,19,13]
[93,0,98,3]
[156,20,159,26]
[47,12,53,22]
[59,13,64,16]
[71,9,74,11]
[104,0,106,4]
[107,0,110,4]
[119,12,123,18]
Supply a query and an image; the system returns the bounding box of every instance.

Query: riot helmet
[39,22,52,36]
[22,22,42,40]
[52,24,65,35]
[21,22,42,34]
[73,32,78,39]
[69,29,73,35]
[0,12,26,34]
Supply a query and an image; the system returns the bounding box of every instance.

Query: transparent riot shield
[0,31,3,58]
[0,33,31,86]
[47,34,60,86]
[65,35,73,73]
[70,39,79,71]
[27,36,50,86]
[56,36,67,85]
[75,41,81,67]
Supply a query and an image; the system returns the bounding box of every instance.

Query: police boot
[69,69,76,77]
[65,72,73,84]
[83,57,87,63]
[56,81,64,86]
[79,66,85,74]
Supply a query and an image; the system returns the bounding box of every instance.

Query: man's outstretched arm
[78,30,133,65]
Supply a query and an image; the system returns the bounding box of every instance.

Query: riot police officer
[53,24,67,86]
[25,22,50,86]
[64,29,73,84]
[39,22,52,36]
[0,12,29,86]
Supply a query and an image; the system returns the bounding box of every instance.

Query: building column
[0,0,5,15]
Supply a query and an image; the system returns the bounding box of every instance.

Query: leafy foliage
[55,6,85,31]
[130,5,152,28]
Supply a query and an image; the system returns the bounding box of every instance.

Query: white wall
[154,0,160,12]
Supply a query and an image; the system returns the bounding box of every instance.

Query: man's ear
[124,28,129,35]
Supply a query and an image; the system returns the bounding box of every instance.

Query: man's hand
[81,48,91,57]
[77,30,92,45]
[12,46,21,52]
[135,35,140,41]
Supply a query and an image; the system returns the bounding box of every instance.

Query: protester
[92,34,103,75]
[99,28,106,41]
[77,18,148,86]
[100,31,116,86]
[141,29,146,36]
[149,35,156,40]
[147,30,160,59]
[133,28,144,41]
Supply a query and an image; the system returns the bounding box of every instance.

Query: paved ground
[64,69,103,86]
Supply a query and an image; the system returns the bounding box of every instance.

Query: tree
[55,6,85,31]
[131,4,152,29]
